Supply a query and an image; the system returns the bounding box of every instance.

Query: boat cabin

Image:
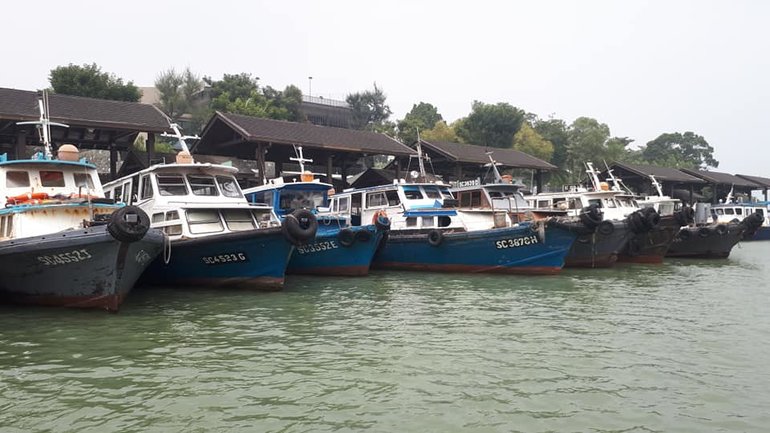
[244,179,331,218]
[103,163,279,239]
[526,189,640,221]
[711,202,768,226]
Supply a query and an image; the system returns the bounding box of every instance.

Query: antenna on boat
[415,128,427,181]
[602,160,631,193]
[290,145,313,174]
[161,123,199,163]
[16,90,69,159]
[484,151,504,183]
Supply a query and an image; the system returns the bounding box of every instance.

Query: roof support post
[109,142,117,181]
[535,170,544,194]
[255,143,266,186]
[15,131,26,160]
[341,157,349,188]
[455,163,463,181]
[146,133,156,167]
[326,155,334,184]
[394,158,401,181]
[689,184,694,205]
[712,182,718,204]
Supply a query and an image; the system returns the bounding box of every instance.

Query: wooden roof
[736,174,770,188]
[419,140,556,170]
[196,111,416,158]
[0,87,171,133]
[680,168,761,188]
[610,161,706,183]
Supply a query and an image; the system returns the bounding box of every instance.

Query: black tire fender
[698,227,712,238]
[714,224,728,236]
[338,228,356,247]
[597,220,615,236]
[427,229,444,247]
[282,209,318,246]
[107,205,150,243]
[677,228,692,240]
[579,204,602,229]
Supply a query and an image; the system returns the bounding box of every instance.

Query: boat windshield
[217,176,242,198]
[278,189,326,212]
[157,174,189,196]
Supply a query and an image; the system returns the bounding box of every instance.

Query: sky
[4,0,769,176]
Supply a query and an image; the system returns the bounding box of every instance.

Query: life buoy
[338,228,356,247]
[427,229,443,247]
[6,192,49,205]
[282,209,318,246]
[354,229,372,243]
[372,210,391,231]
[107,206,151,243]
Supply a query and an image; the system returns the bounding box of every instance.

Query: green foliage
[420,121,461,143]
[640,132,718,169]
[396,102,443,144]
[455,101,525,148]
[207,73,305,122]
[512,123,554,161]
[49,63,141,102]
[346,83,392,130]
[533,117,569,168]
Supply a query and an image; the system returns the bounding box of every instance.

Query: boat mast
[585,162,603,190]
[290,145,313,176]
[161,123,199,162]
[415,128,427,181]
[485,152,504,183]
[649,174,664,197]
[16,90,69,159]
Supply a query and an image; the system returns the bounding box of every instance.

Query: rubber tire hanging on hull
[282,209,318,246]
[427,229,444,247]
[107,205,151,243]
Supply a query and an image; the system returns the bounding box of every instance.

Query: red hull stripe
[1,293,125,312]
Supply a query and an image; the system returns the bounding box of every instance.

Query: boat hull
[372,223,576,275]
[140,227,293,290]
[618,215,679,264]
[287,225,383,276]
[743,226,770,241]
[562,220,632,268]
[667,223,745,259]
[0,226,164,311]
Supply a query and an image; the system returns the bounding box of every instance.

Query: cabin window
[74,173,94,190]
[249,191,273,206]
[152,213,165,223]
[351,193,362,215]
[423,186,441,199]
[715,209,724,215]
[469,191,482,207]
[186,209,223,234]
[439,188,453,199]
[252,209,274,227]
[602,199,616,208]
[367,192,388,207]
[223,209,256,231]
[588,199,602,208]
[338,196,350,212]
[157,175,188,196]
[6,171,30,188]
[406,217,417,227]
[217,176,242,198]
[113,185,123,202]
[459,192,470,208]
[166,210,179,220]
[422,216,435,227]
[569,198,584,209]
[140,175,153,200]
[279,190,325,211]
[122,184,132,204]
[40,171,65,187]
[735,208,743,215]
[188,175,218,196]
[402,186,423,200]
[724,208,735,215]
[438,216,451,227]
[537,200,550,208]
[386,190,400,206]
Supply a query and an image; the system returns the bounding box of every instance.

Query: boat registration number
[495,235,539,249]
[37,249,93,266]
[202,252,248,265]
[296,241,339,255]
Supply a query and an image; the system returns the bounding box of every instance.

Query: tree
[208,73,305,122]
[49,63,141,102]
[565,117,611,182]
[533,116,569,168]
[396,102,443,144]
[455,101,525,148]
[155,68,186,120]
[346,83,392,130]
[512,123,554,161]
[420,120,461,143]
[641,132,718,169]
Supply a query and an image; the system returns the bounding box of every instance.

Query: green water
[2,242,769,432]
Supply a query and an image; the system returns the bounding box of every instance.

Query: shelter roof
[0,87,171,133]
[197,112,416,157]
[735,174,770,188]
[419,140,556,170]
[680,168,761,188]
[609,161,706,183]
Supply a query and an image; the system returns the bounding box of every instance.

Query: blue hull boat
[288,225,384,276]
[140,227,293,289]
[372,222,576,275]
[744,225,770,241]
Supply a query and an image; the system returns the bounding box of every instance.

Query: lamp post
[308,76,313,98]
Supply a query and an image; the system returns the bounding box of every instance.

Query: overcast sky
[4,0,769,175]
